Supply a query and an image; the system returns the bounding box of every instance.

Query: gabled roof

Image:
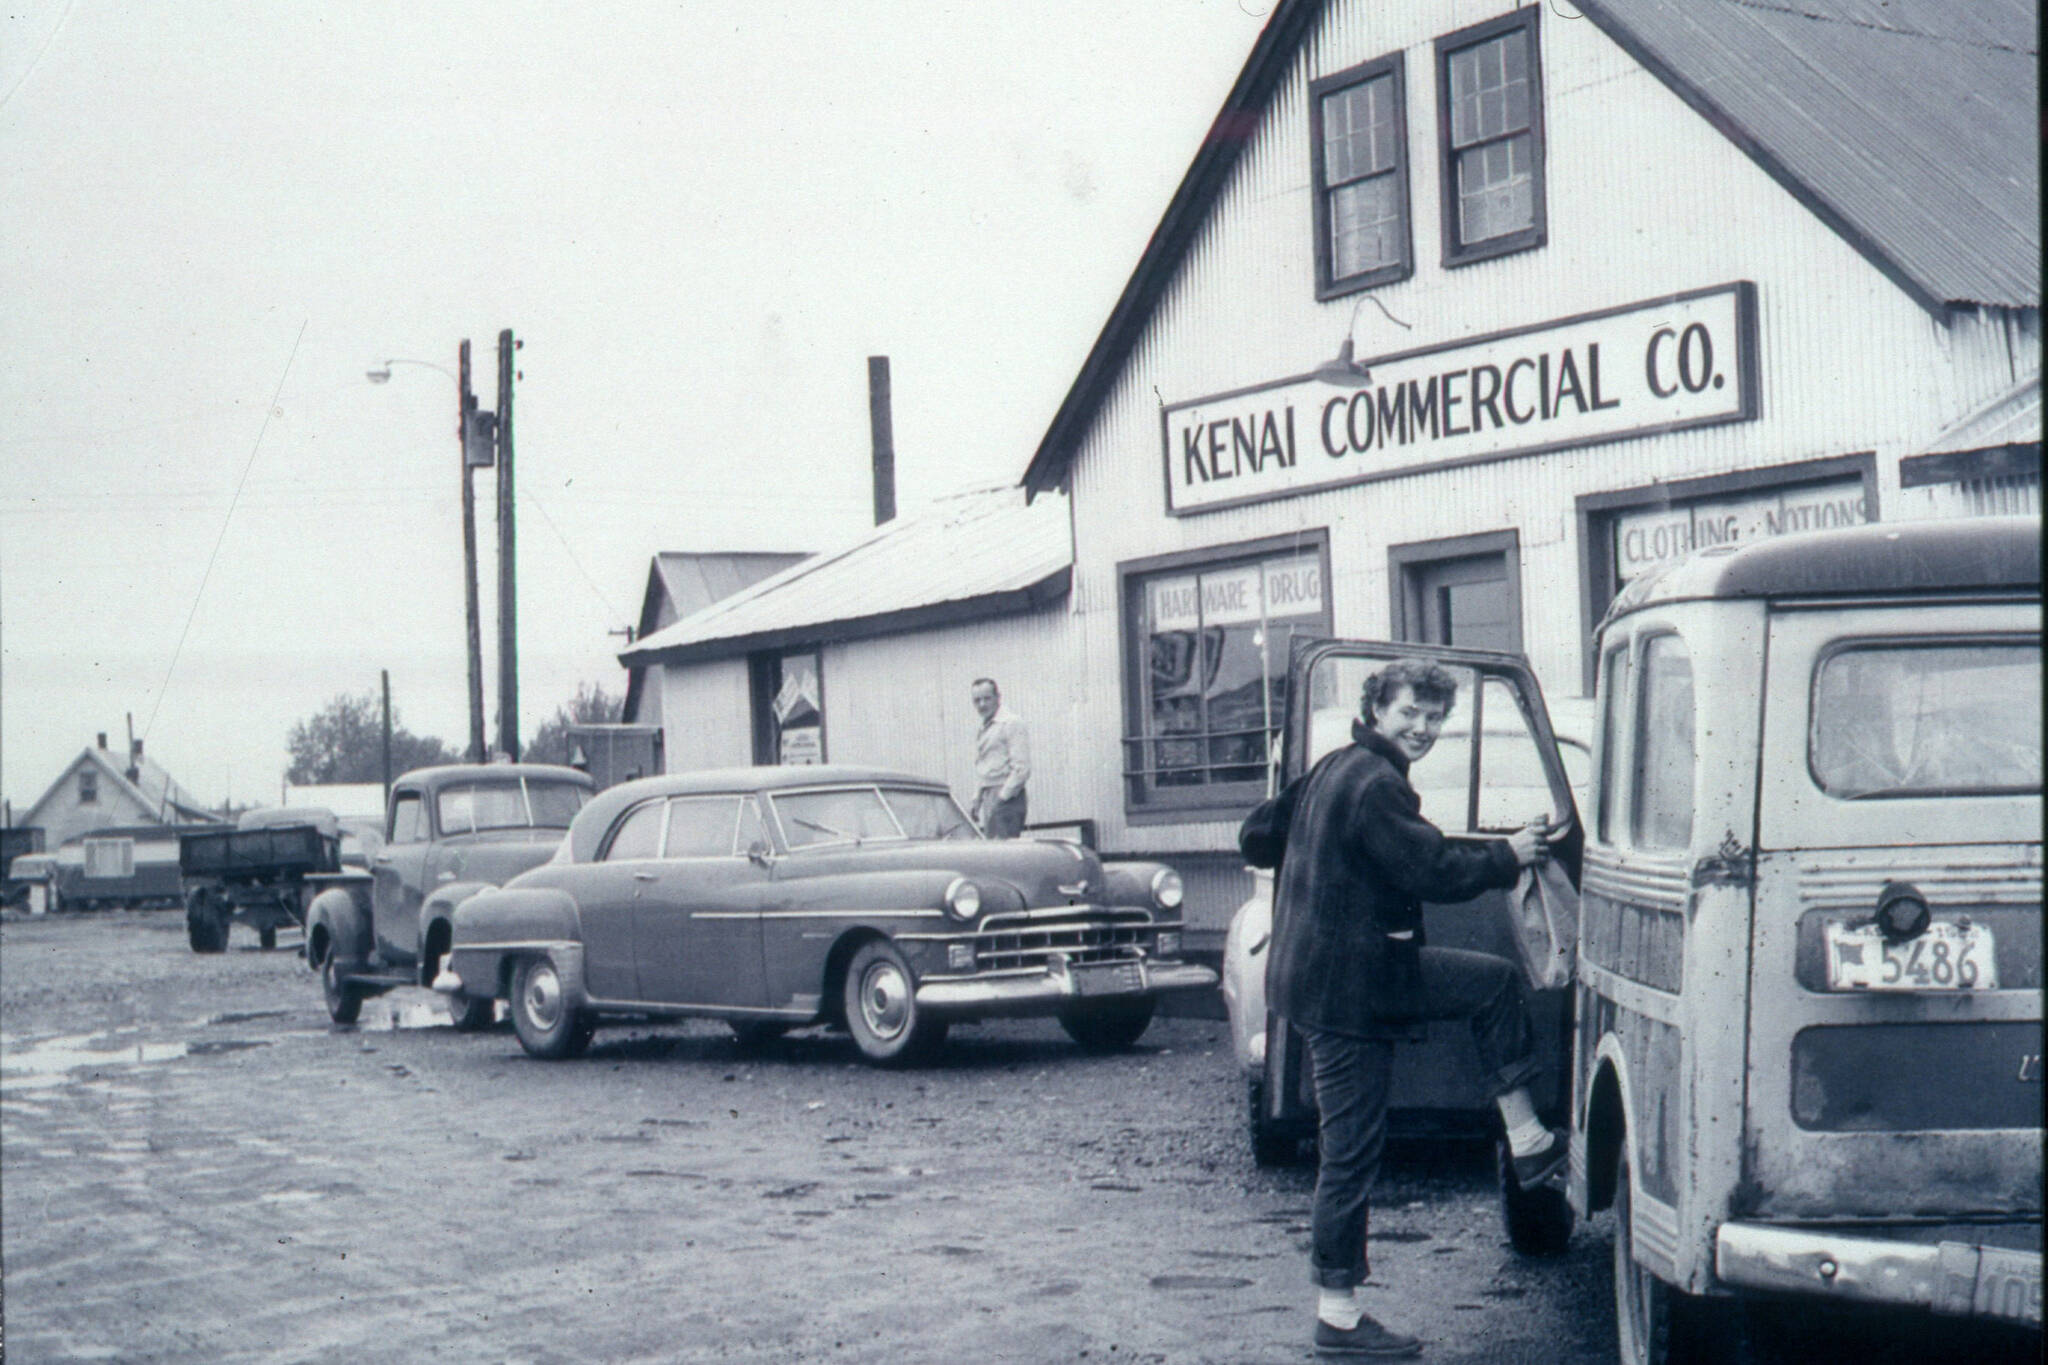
[21,745,221,832]
[619,485,1072,667]
[1576,0,2038,313]
[636,552,810,641]
[623,550,811,719]
[1023,0,2041,498]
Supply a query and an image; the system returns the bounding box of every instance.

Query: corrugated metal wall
[655,657,753,771]
[1063,0,2037,863]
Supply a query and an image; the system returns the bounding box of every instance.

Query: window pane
[736,797,767,853]
[664,796,740,857]
[1596,646,1629,844]
[1448,32,1531,148]
[391,795,426,844]
[525,781,588,828]
[1632,636,1695,849]
[879,788,981,841]
[1474,677,1569,831]
[1811,644,2042,797]
[1322,75,1396,184]
[1457,134,1534,243]
[604,802,664,861]
[1330,175,1402,278]
[774,788,900,848]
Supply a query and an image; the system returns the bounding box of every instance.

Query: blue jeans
[1300,947,1540,1289]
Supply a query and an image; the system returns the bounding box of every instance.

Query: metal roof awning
[620,486,1072,667]
[1899,373,2042,488]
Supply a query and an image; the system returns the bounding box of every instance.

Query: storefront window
[1125,546,1329,810]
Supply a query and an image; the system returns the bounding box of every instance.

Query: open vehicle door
[1254,638,1585,1253]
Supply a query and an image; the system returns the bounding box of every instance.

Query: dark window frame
[1435,7,1546,269]
[1310,51,1413,299]
[748,647,827,767]
[77,768,98,803]
[1574,453,1880,692]
[1387,527,1523,650]
[1116,530,1334,823]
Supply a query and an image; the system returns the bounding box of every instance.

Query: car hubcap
[859,961,910,1040]
[524,964,563,1029]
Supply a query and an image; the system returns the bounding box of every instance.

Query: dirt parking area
[4,912,2033,1364]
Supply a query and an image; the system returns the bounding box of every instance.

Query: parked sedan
[439,765,1215,1066]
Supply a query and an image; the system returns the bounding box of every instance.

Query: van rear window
[1811,643,2041,798]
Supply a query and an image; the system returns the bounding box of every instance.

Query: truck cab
[1571,516,2040,1359]
[304,764,593,1028]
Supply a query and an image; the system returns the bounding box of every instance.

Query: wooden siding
[1062,0,2036,858]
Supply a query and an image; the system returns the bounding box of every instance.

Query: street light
[366,347,488,763]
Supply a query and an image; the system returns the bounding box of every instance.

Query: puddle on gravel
[1,1030,269,1091]
[1151,1274,1255,1291]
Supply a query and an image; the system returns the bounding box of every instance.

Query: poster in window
[779,725,823,766]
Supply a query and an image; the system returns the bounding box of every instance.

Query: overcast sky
[0,1,1263,816]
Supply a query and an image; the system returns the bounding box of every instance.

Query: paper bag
[1504,859,1579,991]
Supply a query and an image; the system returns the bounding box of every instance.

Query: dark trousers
[1301,947,1540,1290]
[977,787,1027,839]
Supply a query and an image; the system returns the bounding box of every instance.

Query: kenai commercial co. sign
[1162,283,1758,515]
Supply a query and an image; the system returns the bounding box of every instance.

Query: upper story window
[77,768,98,803]
[1310,54,1412,296]
[1437,8,1545,266]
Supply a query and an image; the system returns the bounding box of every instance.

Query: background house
[17,733,223,850]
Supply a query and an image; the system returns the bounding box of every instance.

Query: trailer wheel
[186,889,229,954]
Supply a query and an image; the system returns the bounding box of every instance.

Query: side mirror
[745,840,774,867]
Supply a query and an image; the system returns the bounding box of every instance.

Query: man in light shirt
[969,677,1030,838]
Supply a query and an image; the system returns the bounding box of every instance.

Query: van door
[1746,603,2041,1227]
[1263,640,1584,1129]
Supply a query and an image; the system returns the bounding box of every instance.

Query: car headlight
[1150,868,1184,910]
[944,877,982,921]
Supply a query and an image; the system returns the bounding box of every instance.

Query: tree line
[285,682,623,784]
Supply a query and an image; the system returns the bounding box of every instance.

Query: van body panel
[1742,601,2042,1230]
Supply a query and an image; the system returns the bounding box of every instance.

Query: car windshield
[437,778,588,833]
[1810,642,2042,798]
[771,786,978,848]
[877,788,981,841]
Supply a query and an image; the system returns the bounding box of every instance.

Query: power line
[141,320,307,751]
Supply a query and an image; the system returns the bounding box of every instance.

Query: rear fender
[445,886,587,1006]
[305,877,372,968]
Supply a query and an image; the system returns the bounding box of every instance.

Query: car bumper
[915,960,1218,1017]
[1716,1222,2042,1328]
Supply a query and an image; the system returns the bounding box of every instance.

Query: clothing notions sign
[1162,282,1759,515]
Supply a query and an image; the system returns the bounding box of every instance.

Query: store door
[1391,531,1522,651]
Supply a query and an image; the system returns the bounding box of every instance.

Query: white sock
[1318,1286,1363,1329]
[1497,1087,1551,1158]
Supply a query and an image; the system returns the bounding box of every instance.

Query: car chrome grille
[974,909,1152,971]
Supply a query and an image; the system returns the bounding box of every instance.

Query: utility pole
[495,329,521,761]
[380,670,393,811]
[457,341,488,763]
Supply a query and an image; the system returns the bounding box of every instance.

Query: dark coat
[1263,722,1520,1035]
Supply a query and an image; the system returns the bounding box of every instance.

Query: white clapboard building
[628,0,2038,954]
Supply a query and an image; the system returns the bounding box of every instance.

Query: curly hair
[1361,658,1460,728]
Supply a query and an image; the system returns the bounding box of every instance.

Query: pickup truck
[180,807,379,952]
[304,764,595,1028]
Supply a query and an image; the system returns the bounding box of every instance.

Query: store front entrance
[1390,529,1523,651]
